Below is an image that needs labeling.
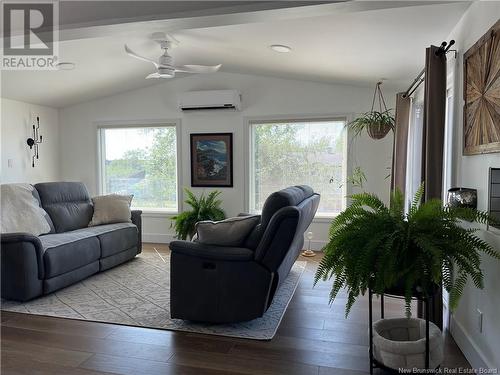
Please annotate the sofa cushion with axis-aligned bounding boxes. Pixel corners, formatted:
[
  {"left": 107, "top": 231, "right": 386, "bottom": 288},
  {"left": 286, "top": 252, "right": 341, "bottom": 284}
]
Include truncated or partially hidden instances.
[
  {"left": 39, "top": 222, "right": 137, "bottom": 250},
  {"left": 98, "top": 226, "right": 138, "bottom": 257},
  {"left": 32, "top": 187, "right": 55, "bottom": 233},
  {"left": 43, "top": 237, "right": 100, "bottom": 278},
  {"left": 260, "top": 185, "right": 314, "bottom": 228},
  {"left": 195, "top": 215, "right": 260, "bottom": 247},
  {"left": 89, "top": 194, "right": 133, "bottom": 227},
  {"left": 244, "top": 185, "right": 314, "bottom": 250},
  {"left": 35, "top": 182, "right": 93, "bottom": 233}
]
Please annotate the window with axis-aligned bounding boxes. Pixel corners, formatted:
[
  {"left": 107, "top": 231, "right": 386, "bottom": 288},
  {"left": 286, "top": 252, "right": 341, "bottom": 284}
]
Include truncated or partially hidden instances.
[
  {"left": 249, "top": 118, "right": 346, "bottom": 216},
  {"left": 99, "top": 125, "right": 178, "bottom": 211},
  {"left": 405, "top": 87, "right": 425, "bottom": 211},
  {"left": 443, "top": 88, "right": 454, "bottom": 201}
]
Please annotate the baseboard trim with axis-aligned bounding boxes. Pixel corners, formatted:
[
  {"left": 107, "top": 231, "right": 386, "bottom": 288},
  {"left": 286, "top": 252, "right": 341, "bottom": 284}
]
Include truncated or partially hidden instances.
[
  {"left": 143, "top": 233, "right": 175, "bottom": 244},
  {"left": 450, "top": 314, "right": 491, "bottom": 369}
]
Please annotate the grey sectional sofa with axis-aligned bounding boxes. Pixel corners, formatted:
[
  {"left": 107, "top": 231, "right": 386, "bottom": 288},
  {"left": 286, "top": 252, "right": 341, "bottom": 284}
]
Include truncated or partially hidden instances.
[{"left": 1, "top": 182, "right": 142, "bottom": 302}]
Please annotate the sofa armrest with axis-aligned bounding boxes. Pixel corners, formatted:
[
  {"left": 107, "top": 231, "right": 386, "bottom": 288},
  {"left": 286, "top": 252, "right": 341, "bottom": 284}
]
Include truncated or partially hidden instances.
[
  {"left": 1, "top": 232, "right": 45, "bottom": 301},
  {"left": 1, "top": 233, "right": 44, "bottom": 278},
  {"left": 169, "top": 241, "right": 254, "bottom": 261},
  {"left": 131, "top": 210, "right": 142, "bottom": 253}
]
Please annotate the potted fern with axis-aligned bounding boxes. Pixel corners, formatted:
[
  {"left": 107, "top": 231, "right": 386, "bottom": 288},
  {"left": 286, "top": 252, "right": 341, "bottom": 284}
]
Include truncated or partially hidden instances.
[
  {"left": 171, "top": 188, "right": 226, "bottom": 240},
  {"left": 314, "top": 186, "right": 500, "bottom": 317}
]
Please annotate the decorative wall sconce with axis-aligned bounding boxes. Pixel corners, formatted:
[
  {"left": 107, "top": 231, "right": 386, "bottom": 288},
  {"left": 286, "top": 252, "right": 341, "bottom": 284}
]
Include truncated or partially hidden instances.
[{"left": 27, "top": 116, "right": 43, "bottom": 167}]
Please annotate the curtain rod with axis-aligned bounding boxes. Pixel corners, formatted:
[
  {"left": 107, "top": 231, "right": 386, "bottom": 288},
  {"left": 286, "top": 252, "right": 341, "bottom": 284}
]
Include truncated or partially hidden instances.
[
  {"left": 402, "top": 68, "right": 425, "bottom": 98},
  {"left": 402, "top": 40, "right": 455, "bottom": 98}
]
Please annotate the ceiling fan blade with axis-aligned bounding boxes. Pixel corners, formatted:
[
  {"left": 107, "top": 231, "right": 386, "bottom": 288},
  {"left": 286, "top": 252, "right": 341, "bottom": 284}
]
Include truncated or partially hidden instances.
[
  {"left": 125, "top": 44, "right": 158, "bottom": 68},
  {"left": 145, "top": 72, "right": 161, "bottom": 79},
  {"left": 174, "top": 64, "right": 221, "bottom": 74}
]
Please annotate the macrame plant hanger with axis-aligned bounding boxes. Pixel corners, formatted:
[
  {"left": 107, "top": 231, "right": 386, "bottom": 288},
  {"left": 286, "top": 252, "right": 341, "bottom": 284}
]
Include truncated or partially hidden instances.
[{"left": 367, "top": 81, "right": 392, "bottom": 139}]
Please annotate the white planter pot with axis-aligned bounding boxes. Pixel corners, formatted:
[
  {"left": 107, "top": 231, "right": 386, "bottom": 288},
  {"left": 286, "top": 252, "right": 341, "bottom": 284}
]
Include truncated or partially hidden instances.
[{"left": 372, "top": 318, "right": 443, "bottom": 370}]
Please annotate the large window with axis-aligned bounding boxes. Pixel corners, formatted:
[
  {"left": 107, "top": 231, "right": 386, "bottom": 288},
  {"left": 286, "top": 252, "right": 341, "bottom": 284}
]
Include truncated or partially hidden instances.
[
  {"left": 99, "top": 125, "right": 178, "bottom": 211},
  {"left": 249, "top": 118, "right": 346, "bottom": 216}
]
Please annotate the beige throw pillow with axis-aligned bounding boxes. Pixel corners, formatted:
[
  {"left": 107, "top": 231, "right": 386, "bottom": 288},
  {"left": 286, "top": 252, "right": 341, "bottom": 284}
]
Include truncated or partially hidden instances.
[
  {"left": 1, "top": 183, "right": 51, "bottom": 236},
  {"left": 195, "top": 215, "right": 260, "bottom": 247},
  {"left": 89, "top": 194, "right": 133, "bottom": 227}
]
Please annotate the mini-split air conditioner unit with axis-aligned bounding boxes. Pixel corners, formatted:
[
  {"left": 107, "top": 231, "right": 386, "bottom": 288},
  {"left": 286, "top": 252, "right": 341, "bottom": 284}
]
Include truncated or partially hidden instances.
[{"left": 178, "top": 90, "right": 242, "bottom": 111}]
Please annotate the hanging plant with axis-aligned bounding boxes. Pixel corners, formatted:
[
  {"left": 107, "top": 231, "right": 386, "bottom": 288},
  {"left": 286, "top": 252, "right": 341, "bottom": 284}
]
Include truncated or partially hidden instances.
[{"left": 347, "top": 82, "right": 395, "bottom": 140}]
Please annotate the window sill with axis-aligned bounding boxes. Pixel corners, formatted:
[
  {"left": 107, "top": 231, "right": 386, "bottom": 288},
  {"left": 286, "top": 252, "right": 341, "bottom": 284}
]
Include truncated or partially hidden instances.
[
  {"left": 313, "top": 215, "right": 338, "bottom": 223},
  {"left": 135, "top": 210, "right": 178, "bottom": 218}
]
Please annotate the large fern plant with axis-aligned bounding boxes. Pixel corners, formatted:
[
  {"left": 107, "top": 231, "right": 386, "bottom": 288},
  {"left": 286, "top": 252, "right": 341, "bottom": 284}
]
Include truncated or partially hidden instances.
[
  {"left": 314, "top": 186, "right": 499, "bottom": 317},
  {"left": 171, "top": 188, "right": 226, "bottom": 240}
]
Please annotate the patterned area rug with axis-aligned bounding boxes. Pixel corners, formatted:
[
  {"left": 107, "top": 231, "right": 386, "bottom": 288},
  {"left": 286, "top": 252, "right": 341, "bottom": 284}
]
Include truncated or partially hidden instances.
[{"left": 1, "top": 251, "right": 306, "bottom": 340}]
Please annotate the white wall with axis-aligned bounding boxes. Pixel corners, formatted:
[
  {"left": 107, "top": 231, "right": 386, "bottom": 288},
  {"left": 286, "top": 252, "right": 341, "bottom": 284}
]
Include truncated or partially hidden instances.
[
  {"left": 446, "top": 2, "right": 500, "bottom": 370},
  {"left": 1, "top": 98, "right": 60, "bottom": 183},
  {"left": 59, "top": 72, "right": 395, "bottom": 245}
]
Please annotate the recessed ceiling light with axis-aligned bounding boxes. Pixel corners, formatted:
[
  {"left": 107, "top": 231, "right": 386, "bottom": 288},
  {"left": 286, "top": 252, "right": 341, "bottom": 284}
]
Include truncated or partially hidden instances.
[
  {"left": 270, "top": 44, "right": 292, "bottom": 53},
  {"left": 56, "top": 62, "right": 76, "bottom": 70}
]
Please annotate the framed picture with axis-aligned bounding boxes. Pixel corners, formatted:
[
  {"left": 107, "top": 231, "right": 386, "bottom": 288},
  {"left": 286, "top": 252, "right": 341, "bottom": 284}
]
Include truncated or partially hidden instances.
[
  {"left": 463, "top": 19, "right": 500, "bottom": 155},
  {"left": 190, "top": 133, "right": 233, "bottom": 187}
]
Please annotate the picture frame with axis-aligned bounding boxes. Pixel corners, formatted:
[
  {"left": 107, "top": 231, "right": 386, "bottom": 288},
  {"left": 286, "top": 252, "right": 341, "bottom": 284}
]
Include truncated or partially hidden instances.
[
  {"left": 190, "top": 133, "right": 233, "bottom": 187},
  {"left": 463, "top": 19, "right": 500, "bottom": 155}
]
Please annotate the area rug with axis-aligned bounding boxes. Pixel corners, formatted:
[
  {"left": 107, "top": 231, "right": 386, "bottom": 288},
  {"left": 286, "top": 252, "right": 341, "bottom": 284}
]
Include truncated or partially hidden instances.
[{"left": 1, "top": 251, "right": 306, "bottom": 340}]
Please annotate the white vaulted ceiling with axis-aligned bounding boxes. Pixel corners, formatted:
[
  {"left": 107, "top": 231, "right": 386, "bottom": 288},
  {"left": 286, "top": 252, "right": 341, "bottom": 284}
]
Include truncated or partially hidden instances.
[{"left": 0, "top": 1, "right": 471, "bottom": 108}]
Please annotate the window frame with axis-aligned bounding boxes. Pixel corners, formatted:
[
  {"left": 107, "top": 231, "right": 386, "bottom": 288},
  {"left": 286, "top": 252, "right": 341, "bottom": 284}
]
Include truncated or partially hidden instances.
[
  {"left": 97, "top": 119, "right": 182, "bottom": 214},
  {"left": 244, "top": 114, "right": 349, "bottom": 219}
]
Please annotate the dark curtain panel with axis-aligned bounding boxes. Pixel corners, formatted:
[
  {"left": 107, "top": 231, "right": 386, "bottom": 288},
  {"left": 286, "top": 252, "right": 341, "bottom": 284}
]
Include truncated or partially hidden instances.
[
  {"left": 422, "top": 45, "right": 447, "bottom": 201},
  {"left": 391, "top": 93, "right": 411, "bottom": 194},
  {"left": 418, "top": 45, "right": 447, "bottom": 330}
]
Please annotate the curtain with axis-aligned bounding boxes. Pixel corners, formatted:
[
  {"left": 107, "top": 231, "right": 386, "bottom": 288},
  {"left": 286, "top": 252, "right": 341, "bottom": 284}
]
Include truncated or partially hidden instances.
[
  {"left": 416, "top": 45, "right": 447, "bottom": 330},
  {"left": 399, "top": 45, "right": 447, "bottom": 328},
  {"left": 422, "top": 45, "right": 447, "bottom": 201},
  {"left": 391, "top": 93, "right": 411, "bottom": 195}
]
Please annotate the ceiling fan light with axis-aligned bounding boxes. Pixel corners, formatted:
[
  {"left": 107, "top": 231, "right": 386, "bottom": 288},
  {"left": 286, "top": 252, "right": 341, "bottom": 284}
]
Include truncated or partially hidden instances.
[
  {"left": 158, "top": 67, "right": 175, "bottom": 78},
  {"left": 270, "top": 44, "right": 292, "bottom": 53}
]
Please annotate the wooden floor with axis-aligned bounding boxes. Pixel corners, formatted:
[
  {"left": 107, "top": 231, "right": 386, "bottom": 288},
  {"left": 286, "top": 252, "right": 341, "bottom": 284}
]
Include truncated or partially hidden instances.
[{"left": 1, "top": 244, "right": 470, "bottom": 375}]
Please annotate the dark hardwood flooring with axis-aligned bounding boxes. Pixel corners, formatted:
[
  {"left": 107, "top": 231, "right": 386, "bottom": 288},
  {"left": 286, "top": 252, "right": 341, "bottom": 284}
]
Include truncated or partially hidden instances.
[{"left": 1, "top": 244, "right": 470, "bottom": 374}]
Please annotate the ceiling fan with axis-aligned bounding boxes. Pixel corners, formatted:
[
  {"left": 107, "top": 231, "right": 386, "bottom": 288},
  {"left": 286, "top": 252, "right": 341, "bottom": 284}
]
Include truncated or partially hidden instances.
[{"left": 125, "top": 32, "right": 222, "bottom": 79}]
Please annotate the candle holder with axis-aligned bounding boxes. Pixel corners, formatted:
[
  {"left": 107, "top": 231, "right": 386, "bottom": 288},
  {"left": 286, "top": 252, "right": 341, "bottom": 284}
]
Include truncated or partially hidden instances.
[{"left": 301, "top": 231, "right": 316, "bottom": 257}]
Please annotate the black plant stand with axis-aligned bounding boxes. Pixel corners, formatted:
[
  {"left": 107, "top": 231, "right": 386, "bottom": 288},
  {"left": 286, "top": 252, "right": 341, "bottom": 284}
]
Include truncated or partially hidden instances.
[{"left": 368, "top": 288, "right": 435, "bottom": 374}]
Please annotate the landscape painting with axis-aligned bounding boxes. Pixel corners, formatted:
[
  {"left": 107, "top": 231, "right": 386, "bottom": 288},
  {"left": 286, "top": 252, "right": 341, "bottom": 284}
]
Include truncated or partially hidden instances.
[{"left": 190, "top": 133, "right": 233, "bottom": 187}]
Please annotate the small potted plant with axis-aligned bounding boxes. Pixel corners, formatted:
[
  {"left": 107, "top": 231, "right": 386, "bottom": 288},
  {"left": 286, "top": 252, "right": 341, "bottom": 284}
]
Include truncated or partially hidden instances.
[
  {"left": 347, "top": 81, "right": 395, "bottom": 140},
  {"left": 171, "top": 188, "right": 225, "bottom": 240}
]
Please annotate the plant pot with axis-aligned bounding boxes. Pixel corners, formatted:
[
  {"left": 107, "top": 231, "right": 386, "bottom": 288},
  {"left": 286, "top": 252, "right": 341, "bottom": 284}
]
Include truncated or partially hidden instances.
[
  {"left": 447, "top": 188, "right": 477, "bottom": 209},
  {"left": 367, "top": 122, "right": 392, "bottom": 139}
]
